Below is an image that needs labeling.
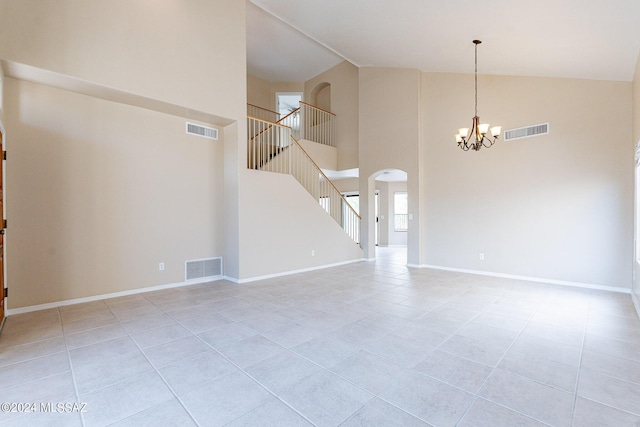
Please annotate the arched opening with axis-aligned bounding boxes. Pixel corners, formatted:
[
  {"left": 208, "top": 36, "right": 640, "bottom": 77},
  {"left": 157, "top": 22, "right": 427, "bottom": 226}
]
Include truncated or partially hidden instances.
[
  {"left": 370, "top": 169, "right": 408, "bottom": 266},
  {"left": 310, "top": 82, "right": 331, "bottom": 111}
]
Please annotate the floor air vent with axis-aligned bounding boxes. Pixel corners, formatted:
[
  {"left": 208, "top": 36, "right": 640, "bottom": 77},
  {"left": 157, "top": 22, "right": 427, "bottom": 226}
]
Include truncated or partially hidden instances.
[
  {"left": 504, "top": 123, "right": 549, "bottom": 141},
  {"left": 185, "top": 257, "right": 222, "bottom": 281},
  {"left": 186, "top": 122, "right": 218, "bottom": 140}
]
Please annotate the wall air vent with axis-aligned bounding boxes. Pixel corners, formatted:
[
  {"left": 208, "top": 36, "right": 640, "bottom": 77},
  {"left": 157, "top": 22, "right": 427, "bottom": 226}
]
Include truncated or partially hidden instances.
[
  {"left": 504, "top": 123, "right": 549, "bottom": 141},
  {"left": 186, "top": 122, "right": 218, "bottom": 140},
  {"left": 185, "top": 257, "right": 223, "bottom": 281}
]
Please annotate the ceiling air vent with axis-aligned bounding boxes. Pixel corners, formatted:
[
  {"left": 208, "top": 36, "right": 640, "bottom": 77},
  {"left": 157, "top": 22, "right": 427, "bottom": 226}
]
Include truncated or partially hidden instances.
[
  {"left": 504, "top": 123, "right": 549, "bottom": 141},
  {"left": 186, "top": 122, "right": 218, "bottom": 140}
]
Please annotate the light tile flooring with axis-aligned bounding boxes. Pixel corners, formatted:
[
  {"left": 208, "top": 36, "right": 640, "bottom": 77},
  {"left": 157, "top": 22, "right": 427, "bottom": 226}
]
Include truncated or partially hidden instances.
[{"left": 1, "top": 247, "right": 640, "bottom": 426}]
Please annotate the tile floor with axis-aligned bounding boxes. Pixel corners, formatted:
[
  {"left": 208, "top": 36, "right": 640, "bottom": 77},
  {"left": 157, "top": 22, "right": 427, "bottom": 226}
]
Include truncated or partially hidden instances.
[{"left": 0, "top": 248, "right": 640, "bottom": 426}]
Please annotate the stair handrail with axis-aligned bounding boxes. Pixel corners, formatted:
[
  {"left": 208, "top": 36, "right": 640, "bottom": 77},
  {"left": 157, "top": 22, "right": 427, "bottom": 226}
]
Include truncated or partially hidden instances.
[
  {"left": 289, "top": 134, "right": 361, "bottom": 222},
  {"left": 287, "top": 134, "right": 360, "bottom": 244}
]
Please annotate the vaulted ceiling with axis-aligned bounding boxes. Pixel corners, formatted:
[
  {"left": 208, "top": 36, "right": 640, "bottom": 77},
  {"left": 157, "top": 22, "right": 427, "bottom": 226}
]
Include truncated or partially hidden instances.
[{"left": 247, "top": 0, "right": 640, "bottom": 83}]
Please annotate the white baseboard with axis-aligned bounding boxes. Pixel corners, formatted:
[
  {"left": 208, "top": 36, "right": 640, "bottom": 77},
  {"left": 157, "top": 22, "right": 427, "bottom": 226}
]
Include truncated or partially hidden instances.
[
  {"left": 6, "top": 276, "right": 224, "bottom": 316},
  {"left": 225, "top": 258, "right": 366, "bottom": 284},
  {"left": 419, "top": 264, "right": 631, "bottom": 294}
]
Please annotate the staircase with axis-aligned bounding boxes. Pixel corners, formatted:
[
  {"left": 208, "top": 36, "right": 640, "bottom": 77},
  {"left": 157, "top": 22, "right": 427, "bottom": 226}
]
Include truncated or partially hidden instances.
[{"left": 247, "top": 105, "right": 360, "bottom": 245}]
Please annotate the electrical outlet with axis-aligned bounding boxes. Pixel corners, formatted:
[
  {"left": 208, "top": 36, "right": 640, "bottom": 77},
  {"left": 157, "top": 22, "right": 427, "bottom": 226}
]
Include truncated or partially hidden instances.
[
  {"left": 159, "top": 262, "right": 165, "bottom": 271},
  {"left": 479, "top": 253, "right": 485, "bottom": 261}
]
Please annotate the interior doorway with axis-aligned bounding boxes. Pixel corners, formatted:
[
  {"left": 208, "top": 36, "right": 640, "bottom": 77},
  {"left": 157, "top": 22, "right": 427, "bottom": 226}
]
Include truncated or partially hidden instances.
[
  {"left": 370, "top": 169, "right": 408, "bottom": 264},
  {"left": 276, "top": 92, "right": 302, "bottom": 118}
]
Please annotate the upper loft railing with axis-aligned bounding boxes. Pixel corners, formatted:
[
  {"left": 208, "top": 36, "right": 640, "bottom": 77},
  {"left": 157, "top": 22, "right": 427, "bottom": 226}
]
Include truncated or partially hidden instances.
[
  {"left": 247, "top": 102, "right": 335, "bottom": 148},
  {"left": 299, "top": 101, "right": 335, "bottom": 147},
  {"left": 247, "top": 104, "right": 279, "bottom": 123},
  {"left": 247, "top": 116, "right": 360, "bottom": 244}
]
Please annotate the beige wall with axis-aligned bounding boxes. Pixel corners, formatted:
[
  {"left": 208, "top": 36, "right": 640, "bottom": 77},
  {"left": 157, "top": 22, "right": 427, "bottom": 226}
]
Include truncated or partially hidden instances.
[
  {"left": 238, "top": 171, "right": 362, "bottom": 279},
  {"left": 306, "top": 61, "right": 359, "bottom": 170},
  {"left": 0, "top": 0, "right": 247, "bottom": 308},
  {"left": 5, "top": 78, "right": 225, "bottom": 308},
  {"left": 247, "top": 74, "right": 274, "bottom": 111},
  {"left": 423, "top": 72, "right": 633, "bottom": 289},
  {"left": 247, "top": 75, "right": 304, "bottom": 113},
  {"left": 358, "top": 67, "right": 422, "bottom": 263},
  {"left": 0, "top": 0, "right": 246, "bottom": 120},
  {"left": 299, "top": 140, "right": 337, "bottom": 171}
]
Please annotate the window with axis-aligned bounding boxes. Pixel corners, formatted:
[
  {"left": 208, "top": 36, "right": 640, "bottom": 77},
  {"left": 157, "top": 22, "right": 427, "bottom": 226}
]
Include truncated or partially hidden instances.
[{"left": 394, "top": 192, "right": 408, "bottom": 231}]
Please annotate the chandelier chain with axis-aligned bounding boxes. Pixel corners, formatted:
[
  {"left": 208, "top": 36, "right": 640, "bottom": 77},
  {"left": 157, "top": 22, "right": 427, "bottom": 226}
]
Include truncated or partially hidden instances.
[{"left": 474, "top": 41, "right": 478, "bottom": 118}]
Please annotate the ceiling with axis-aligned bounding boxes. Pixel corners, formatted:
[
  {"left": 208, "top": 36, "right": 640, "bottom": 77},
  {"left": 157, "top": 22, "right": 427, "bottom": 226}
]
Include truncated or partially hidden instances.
[{"left": 247, "top": 0, "right": 640, "bottom": 83}]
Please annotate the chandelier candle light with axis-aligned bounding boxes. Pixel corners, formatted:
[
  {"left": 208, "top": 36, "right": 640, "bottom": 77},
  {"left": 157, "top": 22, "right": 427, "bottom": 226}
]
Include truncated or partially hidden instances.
[{"left": 455, "top": 40, "right": 501, "bottom": 151}]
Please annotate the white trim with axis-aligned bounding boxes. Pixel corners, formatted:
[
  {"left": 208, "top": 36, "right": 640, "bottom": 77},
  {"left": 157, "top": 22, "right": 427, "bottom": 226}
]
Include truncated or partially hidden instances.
[
  {"left": 6, "top": 277, "right": 224, "bottom": 316},
  {"left": 419, "top": 264, "right": 631, "bottom": 294},
  {"left": 225, "top": 258, "right": 365, "bottom": 284},
  {"left": 633, "top": 292, "right": 640, "bottom": 319}
]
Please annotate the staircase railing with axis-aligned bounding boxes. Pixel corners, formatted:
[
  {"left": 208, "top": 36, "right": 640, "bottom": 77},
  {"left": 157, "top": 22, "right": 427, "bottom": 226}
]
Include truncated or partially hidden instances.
[
  {"left": 299, "top": 101, "right": 336, "bottom": 147},
  {"left": 247, "top": 116, "right": 360, "bottom": 244}
]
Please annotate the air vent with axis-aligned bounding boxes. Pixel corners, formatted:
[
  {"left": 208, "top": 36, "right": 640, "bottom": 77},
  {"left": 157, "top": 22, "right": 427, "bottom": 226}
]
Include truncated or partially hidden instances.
[
  {"left": 504, "top": 123, "right": 549, "bottom": 141},
  {"left": 185, "top": 257, "right": 222, "bottom": 281},
  {"left": 186, "top": 122, "right": 218, "bottom": 140}
]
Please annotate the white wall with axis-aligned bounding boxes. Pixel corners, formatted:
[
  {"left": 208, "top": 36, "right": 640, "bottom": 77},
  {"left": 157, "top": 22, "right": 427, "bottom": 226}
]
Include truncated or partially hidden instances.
[{"left": 423, "top": 72, "right": 633, "bottom": 290}]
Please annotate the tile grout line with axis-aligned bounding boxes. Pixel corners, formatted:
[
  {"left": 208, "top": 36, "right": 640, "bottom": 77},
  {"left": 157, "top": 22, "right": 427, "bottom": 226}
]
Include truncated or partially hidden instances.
[
  {"left": 189, "top": 328, "right": 320, "bottom": 427},
  {"left": 568, "top": 295, "right": 592, "bottom": 425},
  {"left": 59, "top": 307, "right": 88, "bottom": 427},
  {"left": 118, "top": 294, "right": 204, "bottom": 427},
  {"left": 67, "top": 296, "right": 201, "bottom": 427},
  {"left": 445, "top": 285, "right": 549, "bottom": 426}
]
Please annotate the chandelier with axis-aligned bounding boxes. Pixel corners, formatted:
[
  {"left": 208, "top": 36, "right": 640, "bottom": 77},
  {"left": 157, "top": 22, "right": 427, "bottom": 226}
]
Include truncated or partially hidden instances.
[{"left": 455, "top": 40, "right": 501, "bottom": 151}]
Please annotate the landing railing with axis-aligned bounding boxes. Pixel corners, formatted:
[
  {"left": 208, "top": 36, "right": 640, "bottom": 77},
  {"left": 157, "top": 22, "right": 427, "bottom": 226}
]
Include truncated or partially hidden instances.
[
  {"left": 247, "top": 116, "right": 360, "bottom": 244},
  {"left": 278, "top": 109, "right": 301, "bottom": 140},
  {"left": 247, "top": 104, "right": 279, "bottom": 122},
  {"left": 248, "top": 103, "right": 336, "bottom": 147},
  {"left": 299, "top": 101, "right": 336, "bottom": 147}
]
